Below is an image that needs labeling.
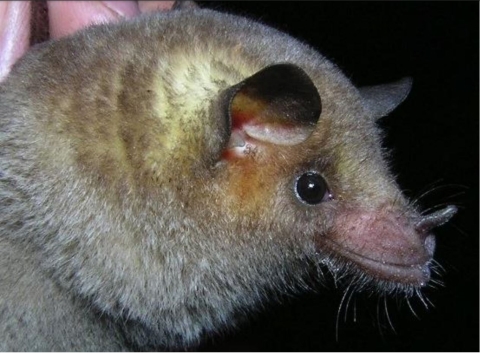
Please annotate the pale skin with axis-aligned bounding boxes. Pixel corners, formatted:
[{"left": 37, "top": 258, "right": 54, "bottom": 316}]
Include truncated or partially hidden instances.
[{"left": 0, "top": 1, "right": 175, "bottom": 81}]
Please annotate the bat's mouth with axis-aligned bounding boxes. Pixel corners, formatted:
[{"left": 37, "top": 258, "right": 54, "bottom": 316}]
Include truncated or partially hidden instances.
[
  {"left": 315, "top": 205, "right": 456, "bottom": 288},
  {"left": 317, "top": 236, "right": 433, "bottom": 287}
]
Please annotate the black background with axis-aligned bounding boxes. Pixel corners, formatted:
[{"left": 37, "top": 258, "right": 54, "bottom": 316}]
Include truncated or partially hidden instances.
[{"left": 195, "top": 2, "right": 479, "bottom": 352}]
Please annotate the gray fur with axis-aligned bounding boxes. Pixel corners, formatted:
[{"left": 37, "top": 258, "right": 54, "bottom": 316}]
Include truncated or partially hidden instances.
[{"left": 0, "top": 7, "right": 455, "bottom": 351}]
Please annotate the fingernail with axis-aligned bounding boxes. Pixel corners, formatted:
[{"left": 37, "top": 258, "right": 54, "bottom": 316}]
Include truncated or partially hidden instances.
[{"left": 101, "top": 1, "right": 140, "bottom": 19}]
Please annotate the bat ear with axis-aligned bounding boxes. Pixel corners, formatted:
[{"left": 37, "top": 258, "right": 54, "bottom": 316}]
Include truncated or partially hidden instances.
[
  {"left": 359, "top": 77, "right": 413, "bottom": 120},
  {"left": 227, "top": 64, "right": 321, "bottom": 146}
]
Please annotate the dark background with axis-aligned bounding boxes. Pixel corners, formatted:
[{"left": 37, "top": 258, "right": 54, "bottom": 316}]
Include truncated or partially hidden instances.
[{"left": 194, "top": 2, "right": 479, "bottom": 352}]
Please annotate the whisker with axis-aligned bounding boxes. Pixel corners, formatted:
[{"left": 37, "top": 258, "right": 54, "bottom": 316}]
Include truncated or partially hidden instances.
[
  {"left": 376, "top": 296, "right": 383, "bottom": 338},
  {"left": 413, "top": 182, "right": 468, "bottom": 205},
  {"left": 336, "top": 283, "right": 353, "bottom": 342},
  {"left": 410, "top": 179, "right": 445, "bottom": 203},
  {"left": 384, "top": 296, "right": 396, "bottom": 333},
  {"left": 415, "top": 289, "right": 430, "bottom": 310},
  {"left": 421, "top": 201, "right": 464, "bottom": 216},
  {"left": 353, "top": 296, "right": 358, "bottom": 323},
  {"left": 448, "top": 222, "right": 468, "bottom": 238},
  {"left": 432, "top": 259, "right": 446, "bottom": 274},
  {"left": 442, "top": 190, "right": 468, "bottom": 201},
  {"left": 406, "top": 297, "right": 419, "bottom": 319},
  {"left": 428, "top": 279, "right": 444, "bottom": 290},
  {"left": 410, "top": 183, "right": 468, "bottom": 217},
  {"left": 424, "top": 295, "right": 435, "bottom": 309},
  {"left": 343, "top": 289, "right": 353, "bottom": 323}
]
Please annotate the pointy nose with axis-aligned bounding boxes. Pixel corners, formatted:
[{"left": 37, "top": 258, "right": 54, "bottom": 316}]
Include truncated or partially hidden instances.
[{"left": 415, "top": 205, "right": 458, "bottom": 234}]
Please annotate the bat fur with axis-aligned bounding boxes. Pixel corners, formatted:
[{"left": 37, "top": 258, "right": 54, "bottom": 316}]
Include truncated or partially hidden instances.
[{"left": 0, "top": 3, "right": 457, "bottom": 351}]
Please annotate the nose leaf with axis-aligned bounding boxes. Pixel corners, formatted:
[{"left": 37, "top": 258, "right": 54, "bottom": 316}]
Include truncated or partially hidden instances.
[{"left": 415, "top": 205, "right": 458, "bottom": 234}]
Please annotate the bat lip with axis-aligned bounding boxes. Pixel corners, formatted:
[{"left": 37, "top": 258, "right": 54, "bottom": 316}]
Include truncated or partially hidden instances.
[{"left": 318, "top": 236, "right": 432, "bottom": 287}]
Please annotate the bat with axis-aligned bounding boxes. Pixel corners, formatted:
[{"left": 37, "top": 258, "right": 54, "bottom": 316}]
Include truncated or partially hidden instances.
[{"left": 0, "top": 2, "right": 457, "bottom": 350}]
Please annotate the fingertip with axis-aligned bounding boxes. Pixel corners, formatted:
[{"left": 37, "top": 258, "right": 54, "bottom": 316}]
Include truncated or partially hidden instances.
[{"left": 138, "top": 1, "right": 175, "bottom": 13}]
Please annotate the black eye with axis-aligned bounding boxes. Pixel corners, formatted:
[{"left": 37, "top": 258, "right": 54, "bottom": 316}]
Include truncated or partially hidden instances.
[{"left": 295, "top": 172, "right": 330, "bottom": 205}]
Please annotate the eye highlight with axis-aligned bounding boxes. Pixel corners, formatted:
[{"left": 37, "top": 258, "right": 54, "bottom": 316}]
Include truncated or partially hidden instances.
[{"left": 294, "top": 172, "right": 331, "bottom": 205}]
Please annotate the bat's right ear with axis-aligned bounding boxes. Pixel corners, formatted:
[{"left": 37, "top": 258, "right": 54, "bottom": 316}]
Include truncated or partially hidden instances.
[
  {"left": 172, "top": 1, "right": 199, "bottom": 10},
  {"left": 359, "top": 77, "right": 413, "bottom": 120}
]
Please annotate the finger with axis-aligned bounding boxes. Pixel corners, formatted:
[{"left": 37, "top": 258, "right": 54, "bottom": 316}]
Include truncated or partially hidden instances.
[
  {"left": 0, "top": 1, "right": 30, "bottom": 81},
  {"left": 48, "top": 1, "right": 141, "bottom": 39},
  {"left": 138, "top": 1, "right": 175, "bottom": 13}
]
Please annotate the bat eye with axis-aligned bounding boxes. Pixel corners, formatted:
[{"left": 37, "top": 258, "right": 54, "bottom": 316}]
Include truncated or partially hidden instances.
[{"left": 295, "top": 172, "right": 331, "bottom": 205}]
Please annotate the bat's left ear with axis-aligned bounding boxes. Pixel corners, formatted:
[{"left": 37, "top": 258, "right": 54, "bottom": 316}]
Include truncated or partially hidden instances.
[
  {"left": 359, "top": 77, "right": 413, "bottom": 120},
  {"left": 226, "top": 63, "right": 321, "bottom": 146}
]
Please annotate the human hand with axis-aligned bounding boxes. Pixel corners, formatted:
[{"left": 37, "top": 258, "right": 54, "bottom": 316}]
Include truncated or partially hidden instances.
[{"left": 0, "top": 1, "right": 174, "bottom": 81}]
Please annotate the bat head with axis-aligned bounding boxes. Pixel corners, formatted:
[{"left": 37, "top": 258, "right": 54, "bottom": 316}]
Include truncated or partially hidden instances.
[{"left": 207, "top": 63, "right": 457, "bottom": 291}]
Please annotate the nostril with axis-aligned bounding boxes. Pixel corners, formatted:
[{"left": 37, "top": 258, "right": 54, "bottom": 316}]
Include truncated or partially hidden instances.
[{"left": 415, "top": 205, "right": 458, "bottom": 233}]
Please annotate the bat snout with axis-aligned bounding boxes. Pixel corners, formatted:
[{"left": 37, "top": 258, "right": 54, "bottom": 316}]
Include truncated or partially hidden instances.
[{"left": 316, "top": 204, "right": 456, "bottom": 287}]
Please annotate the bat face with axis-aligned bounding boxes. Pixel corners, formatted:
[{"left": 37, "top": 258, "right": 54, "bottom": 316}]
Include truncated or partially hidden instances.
[
  {"left": 216, "top": 63, "right": 455, "bottom": 291},
  {"left": 0, "top": 6, "right": 457, "bottom": 350}
]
